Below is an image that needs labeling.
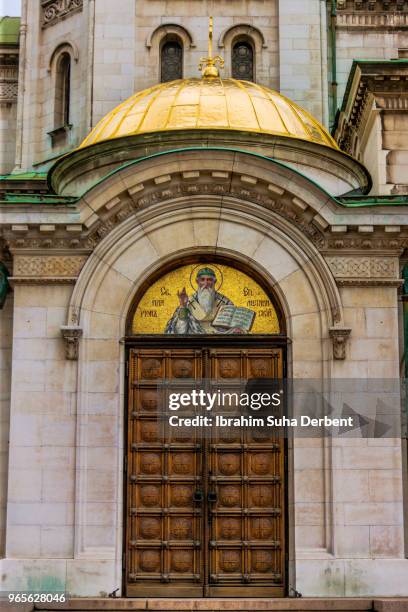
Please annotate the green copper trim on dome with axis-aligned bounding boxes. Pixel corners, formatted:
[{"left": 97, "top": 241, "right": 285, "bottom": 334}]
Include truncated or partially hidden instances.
[
  {"left": 339, "top": 195, "right": 408, "bottom": 207},
  {"left": 74, "top": 146, "right": 373, "bottom": 207},
  {"left": 2, "top": 147, "right": 407, "bottom": 209},
  {"left": 0, "top": 172, "right": 47, "bottom": 181}
]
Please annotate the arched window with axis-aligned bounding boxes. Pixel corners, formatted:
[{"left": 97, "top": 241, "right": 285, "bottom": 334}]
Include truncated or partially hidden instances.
[
  {"left": 160, "top": 39, "right": 183, "bottom": 83},
  {"left": 54, "top": 52, "right": 71, "bottom": 127},
  {"left": 232, "top": 40, "right": 254, "bottom": 81}
]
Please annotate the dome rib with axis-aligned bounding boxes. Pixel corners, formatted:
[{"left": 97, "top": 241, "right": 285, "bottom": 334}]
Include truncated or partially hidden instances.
[
  {"left": 250, "top": 80, "right": 290, "bottom": 135},
  {"left": 79, "top": 77, "right": 339, "bottom": 151}
]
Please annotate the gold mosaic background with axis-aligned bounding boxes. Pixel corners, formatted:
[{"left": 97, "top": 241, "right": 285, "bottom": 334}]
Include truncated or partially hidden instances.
[{"left": 132, "top": 263, "right": 280, "bottom": 334}]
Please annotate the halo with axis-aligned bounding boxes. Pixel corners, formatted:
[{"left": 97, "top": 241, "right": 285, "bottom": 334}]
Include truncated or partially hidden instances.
[{"left": 189, "top": 264, "right": 224, "bottom": 292}]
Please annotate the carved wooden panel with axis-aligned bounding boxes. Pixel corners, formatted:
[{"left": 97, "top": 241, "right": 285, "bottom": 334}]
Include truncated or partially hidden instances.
[
  {"left": 126, "top": 346, "right": 285, "bottom": 596},
  {"left": 126, "top": 349, "right": 203, "bottom": 596},
  {"left": 208, "top": 349, "right": 285, "bottom": 594}
]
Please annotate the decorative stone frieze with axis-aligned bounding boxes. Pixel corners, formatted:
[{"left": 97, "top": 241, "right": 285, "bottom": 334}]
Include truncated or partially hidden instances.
[
  {"left": 329, "top": 327, "right": 352, "bottom": 360},
  {"left": 41, "top": 0, "right": 83, "bottom": 28},
  {"left": 13, "top": 255, "right": 87, "bottom": 278},
  {"left": 0, "top": 58, "right": 18, "bottom": 104},
  {"left": 60, "top": 325, "right": 82, "bottom": 360},
  {"left": 325, "top": 256, "right": 401, "bottom": 285}
]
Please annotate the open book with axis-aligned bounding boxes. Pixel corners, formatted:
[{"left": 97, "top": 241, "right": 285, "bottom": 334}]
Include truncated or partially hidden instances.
[{"left": 213, "top": 305, "right": 256, "bottom": 332}]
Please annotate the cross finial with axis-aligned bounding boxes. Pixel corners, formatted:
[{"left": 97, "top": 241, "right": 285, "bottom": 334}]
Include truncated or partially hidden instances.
[{"left": 199, "top": 16, "right": 224, "bottom": 78}]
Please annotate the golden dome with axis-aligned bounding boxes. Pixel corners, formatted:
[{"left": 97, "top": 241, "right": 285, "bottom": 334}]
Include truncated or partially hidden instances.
[{"left": 79, "top": 77, "right": 338, "bottom": 150}]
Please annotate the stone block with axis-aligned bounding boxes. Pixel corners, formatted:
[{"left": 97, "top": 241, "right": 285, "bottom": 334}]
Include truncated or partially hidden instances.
[
  {"left": 40, "top": 525, "right": 73, "bottom": 557},
  {"left": 370, "top": 525, "right": 404, "bottom": 558},
  {"left": 295, "top": 502, "right": 325, "bottom": 526},
  {"left": 345, "top": 560, "right": 408, "bottom": 596},
  {"left": 6, "top": 525, "right": 41, "bottom": 558},
  {"left": 344, "top": 502, "right": 403, "bottom": 526},
  {"left": 295, "top": 469, "right": 325, "bottom": 502},
  {"left": 368, "top": 470, "right": 403, "bottom": 502},
  {"left": 66, "top": 559, "right": 116, "bottom": 597},
  {"left": 86, "top": 361, "right": 119, "bottom": 394},
  {"left": 335, "top": 525, "right": 370, "bottom": 558},
  {"left": 42, "top": 468, "right": 75, "bottom": 503},
  {"left": 334, "top": 470, "right": 369, "bottom": 502},
  {"left": 8, "top": 469, "right": 42, "bottom": 503},
  {"left": 14, "top": 308, "right": 46, "bottom": 339}
]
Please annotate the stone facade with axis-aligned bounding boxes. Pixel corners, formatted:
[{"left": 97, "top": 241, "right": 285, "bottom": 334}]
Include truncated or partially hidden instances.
[
  {"left": 0, "top": 17, "right": 20, "bottom": 175},
  {"left": 1, "top": 0, "right": 408, "bottom": 600}
]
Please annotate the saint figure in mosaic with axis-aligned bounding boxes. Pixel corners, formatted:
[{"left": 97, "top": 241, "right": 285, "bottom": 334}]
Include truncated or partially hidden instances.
[{"left": 165, "top": 267, "right": 255, "bottom": 335}]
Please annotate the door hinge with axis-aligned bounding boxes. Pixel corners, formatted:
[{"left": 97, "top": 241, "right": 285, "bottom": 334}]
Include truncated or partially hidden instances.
[
  {"left": 124, "top": 455, "right": 128, "bottom": 473},
  {"left": 125, "top": 361, "right": 129, "bottom": 378},
  {"left": 122, "top": 552, "right": 126, "bottom": 570}
]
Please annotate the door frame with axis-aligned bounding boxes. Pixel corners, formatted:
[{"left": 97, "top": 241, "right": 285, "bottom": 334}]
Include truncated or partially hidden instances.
[{"left": 122, "top": 334, "right": 290, "bottom": 597}]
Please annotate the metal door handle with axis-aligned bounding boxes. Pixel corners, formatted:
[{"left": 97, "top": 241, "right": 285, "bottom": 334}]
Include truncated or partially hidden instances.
[
  {"left": 208, "top": 490, "right": 217, "bottom": 503},
  {"left": 193, "top": 489, "right": 204, "bottom": 502}
]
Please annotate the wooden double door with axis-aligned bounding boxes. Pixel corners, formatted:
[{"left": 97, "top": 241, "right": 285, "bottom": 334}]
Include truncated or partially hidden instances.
[{"left": 125, "top": 343, "right": 286, "bottom": 597}]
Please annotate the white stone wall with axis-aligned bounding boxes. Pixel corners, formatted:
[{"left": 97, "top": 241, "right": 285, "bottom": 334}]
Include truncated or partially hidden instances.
[
  {"left": 383, "top": 112, "right": 408, "bottom": 195},
  {"left": 93, "top": 0, "right": 279, "bottom": 125},
  {"left": 296, "top": 285, "right": 406, "bottom": 596},
  {"left": 16, "top": 1, "right": 89, "bottom": 171},
  {"left": 278, "top": 0, "right": 329, "bottom": 124},
  {"left": 0, "top": 295, "right": 13, "bottom": 556},
  {"left": 0, "top": 103, "right": 18, "bottom": 175},
  {"left": 6, "top": 285, "right": 75, "bottom": 560},
  {"left": 92, "top": 0, "right": 136, "bottom": 124},
  {"left": 2, "top": 150, "right": 407, "bottom": 595}
]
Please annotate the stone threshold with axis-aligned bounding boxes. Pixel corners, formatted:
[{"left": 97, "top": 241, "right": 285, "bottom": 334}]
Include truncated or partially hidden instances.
[{"left": 30, "top": 598, "right": 408, "bottom": 612}]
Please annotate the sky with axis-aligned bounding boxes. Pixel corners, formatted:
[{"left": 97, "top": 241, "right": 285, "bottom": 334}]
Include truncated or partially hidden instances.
[{"left": 2, "top": 0, "right": 21, "bottom": 16}]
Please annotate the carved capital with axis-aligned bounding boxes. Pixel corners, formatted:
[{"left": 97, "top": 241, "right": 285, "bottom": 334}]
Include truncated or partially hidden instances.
[
  {"left": 61, "top": 325, "right": 82, "bottom": 360},
  {"left": 329, "top": 327, "right": 352, "bottom": 360}
]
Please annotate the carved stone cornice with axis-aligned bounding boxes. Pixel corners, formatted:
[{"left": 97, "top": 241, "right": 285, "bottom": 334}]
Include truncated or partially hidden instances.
[
  {"left": 336, "top": 1, "right": 408, "bottom": 28},
  {"left": 1, "top": 170, "right": 329, "bottom": 253},
  {"left": 41, "top": 0, "right": 83, "bottom": 28},
  {"left": 2, "top": 169, "right": 408, "bottom": 258},
  {"left": 334, "top": 60, "right": 408, "bottom": 158},
  {"left": 335, "top": 278, "right": 403, "bottom": 286},
  {"left": 337, "top": 0, "right": 407, "bottom": 9}
]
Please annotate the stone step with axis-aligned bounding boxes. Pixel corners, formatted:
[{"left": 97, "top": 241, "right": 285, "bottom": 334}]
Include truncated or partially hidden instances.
[{"left": 32, "top": 598, "right": 408, "bottom": 612}]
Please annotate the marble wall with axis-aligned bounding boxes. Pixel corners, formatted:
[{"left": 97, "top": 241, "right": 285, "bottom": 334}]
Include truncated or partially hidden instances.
[{"left": 1, "top": 195, "right": 407, "bottom": 595}]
